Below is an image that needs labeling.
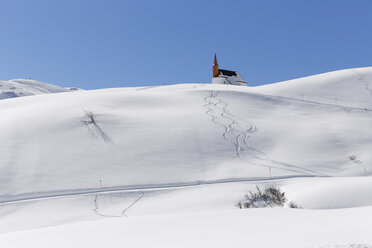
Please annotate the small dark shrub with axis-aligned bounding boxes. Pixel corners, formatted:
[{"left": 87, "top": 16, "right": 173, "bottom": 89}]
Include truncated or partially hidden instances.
[
  {"left": 288, "top": 201, "right": 301, "bottom": 209},
  {"left": 349, "top": 155, "right": 356, "bottom": 161},
  {"left": 349, "top": 154, "right": 362, "bottom": 164},
  {"left": 81, "top": 111, "right": 95, "bottom": 125},
  {"left": 237, "top": 186, "right": 300, "bottom": 209}
]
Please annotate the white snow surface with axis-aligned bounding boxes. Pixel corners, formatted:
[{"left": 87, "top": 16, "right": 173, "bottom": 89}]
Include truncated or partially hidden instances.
[
  {"left": 0, "top": 207, "right": 371, "bottom": 248},
  {"left": 0, "top": 79, "right": 78, "bottom": 100},
  {"left": 1, "top": 67, "right": 372, "bottom": 247}
]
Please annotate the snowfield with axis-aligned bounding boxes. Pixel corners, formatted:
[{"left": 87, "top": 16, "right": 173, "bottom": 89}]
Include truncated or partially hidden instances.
[
  {"left": 0, "top": 67, "right": 372, "bottom": 247},
  {"left": 0, "top": 207, "right": 371, "bottom": 248}
]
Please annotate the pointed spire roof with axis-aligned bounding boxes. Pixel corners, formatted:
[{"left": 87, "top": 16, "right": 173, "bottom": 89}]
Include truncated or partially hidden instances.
[{"left": 214, "top": 53, "right": 218, "bottom": 65}]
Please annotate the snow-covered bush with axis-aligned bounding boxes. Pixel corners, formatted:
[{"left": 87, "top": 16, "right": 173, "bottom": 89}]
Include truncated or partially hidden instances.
[
  {"left": 237, "top": 186, "right": 300, "bottom": 209},
  {"left": 288, "top": 201, "right": 300, "bottom": 208}
]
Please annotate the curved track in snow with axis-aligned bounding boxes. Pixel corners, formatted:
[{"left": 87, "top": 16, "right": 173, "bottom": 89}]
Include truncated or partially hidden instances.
[
  {"left": 93, "top": 191, "right": 145, "bottom": 218},
  {"left": 204, "top": 91, "right": 324, "bottom": 176},
  {"left": 204, "top": 91, "right": 258, "bottom": 158},
  {"left": 254, "top": 90, "right": 372, "bottom": 113}
]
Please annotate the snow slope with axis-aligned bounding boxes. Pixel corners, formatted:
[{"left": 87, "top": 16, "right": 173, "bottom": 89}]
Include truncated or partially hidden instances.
[
  {"left": 0, "top": 79, "right": 78, "bottom": 100},
  {"left": 0, "top": 207, "right": 371, "bottom": 248},
  {"left": 1, "top": 68, "right": 371, "bottom": 198},
  {"left": 0, "top": 67, "right": 372, "bottom": 247},
  {"left": 253, "top": 67, "right": 372, "bottom": 109}
]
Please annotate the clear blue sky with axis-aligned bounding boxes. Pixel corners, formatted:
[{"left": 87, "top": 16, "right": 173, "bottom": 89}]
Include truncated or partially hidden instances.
[{"left": 0, "top": 0, "right": 371, "bottom": 89}]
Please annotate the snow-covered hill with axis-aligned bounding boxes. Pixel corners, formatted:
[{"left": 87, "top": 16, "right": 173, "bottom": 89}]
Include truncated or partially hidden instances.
[
  {"left": 253, "top": 67, "right": 372, "bottom": 109},
  {"left": 1, "top": 67, "right": 372, "bottom": 247},
  {"left": 0, "top": 79, "right": 79, "bottom": 100}
]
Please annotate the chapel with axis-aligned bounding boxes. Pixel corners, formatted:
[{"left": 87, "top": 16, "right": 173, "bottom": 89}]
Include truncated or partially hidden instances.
[{"left": 212, "top": 54, "right": 247, "bottom": 86}]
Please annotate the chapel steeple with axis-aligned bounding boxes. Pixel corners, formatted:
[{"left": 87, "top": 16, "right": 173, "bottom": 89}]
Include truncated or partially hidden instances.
[{"left": 213, "top": 53, "right": 219, "bottom": 78}]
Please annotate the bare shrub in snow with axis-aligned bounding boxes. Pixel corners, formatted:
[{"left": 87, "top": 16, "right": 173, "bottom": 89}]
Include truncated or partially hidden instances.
[
  {"left": 81, "top": 111, "right": 95, "bottom": 125},
  {"left": 81, "top": 110, "right": 112, "bottom": 143},
  {"left": 237, "top": 186, "right": 300, "bottom": 209},
  {"left": 288, "top": 201, "right": 301, "bottom": 209},
  {"left": 349, "top": 155, "right": 362, "bottom": 164}
]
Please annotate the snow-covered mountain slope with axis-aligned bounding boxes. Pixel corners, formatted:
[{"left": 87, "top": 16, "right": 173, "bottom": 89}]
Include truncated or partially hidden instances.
[
  {"left": 0, "top": 79, "right": 78, "bottom": 100},
  {"left": 1, "top": 67, "right": 372, "bottom": 198},
  {"left": 1, "top": 67, "right": 372, "bottom": 246}
]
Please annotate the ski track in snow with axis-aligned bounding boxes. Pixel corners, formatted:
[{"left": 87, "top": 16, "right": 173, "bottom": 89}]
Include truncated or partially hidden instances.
[
  {"left": 93, "top": 193, "right": 120, "bottom": 218},
  {"left": 247, "top": 84, "right": 372, "bottom": 113},
  {"left": 93, "top": 191, "right": 145, "bottom": 218},
  {"left": 136, "top": 86, "right": 161, "bottom": 91},
  {"left": 204, "top": 91, "right": 323, "bottom": 176},
  {"left": 121, "top": 191, "right": 145, "bottom": 217},
  {"left": 0, "top": 174, "right": 321, "bottom": 206},
  {"left": 204, "top": 91, "right": 258, "bottom": 159}
]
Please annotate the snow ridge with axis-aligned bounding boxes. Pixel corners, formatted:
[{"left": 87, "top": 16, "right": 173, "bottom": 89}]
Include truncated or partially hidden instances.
[{"left": 0, "top": 79, "right": 78, "bottom": 100}]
